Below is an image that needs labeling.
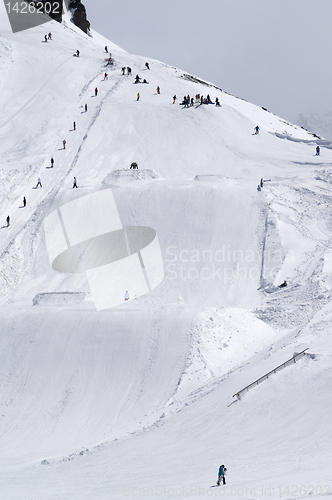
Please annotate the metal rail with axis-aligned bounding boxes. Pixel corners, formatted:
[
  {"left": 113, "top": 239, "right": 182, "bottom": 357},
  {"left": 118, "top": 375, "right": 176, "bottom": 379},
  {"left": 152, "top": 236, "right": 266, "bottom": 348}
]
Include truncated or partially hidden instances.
[{"left": 233, "top": 348, "right": 309, "bottom": 399}]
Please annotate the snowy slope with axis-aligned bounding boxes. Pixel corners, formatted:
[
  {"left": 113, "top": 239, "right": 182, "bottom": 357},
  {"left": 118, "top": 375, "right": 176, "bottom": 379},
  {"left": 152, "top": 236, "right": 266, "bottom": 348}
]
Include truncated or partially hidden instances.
[{"left": 1, "top": 10, "right": 332, "bottom": 500}]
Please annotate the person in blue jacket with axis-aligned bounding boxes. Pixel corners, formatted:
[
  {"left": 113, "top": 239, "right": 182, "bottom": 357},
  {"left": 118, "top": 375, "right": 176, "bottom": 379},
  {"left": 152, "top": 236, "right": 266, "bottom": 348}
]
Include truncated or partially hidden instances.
[{"left": 217, "top": 464, "right": 227, "bottom": 485}]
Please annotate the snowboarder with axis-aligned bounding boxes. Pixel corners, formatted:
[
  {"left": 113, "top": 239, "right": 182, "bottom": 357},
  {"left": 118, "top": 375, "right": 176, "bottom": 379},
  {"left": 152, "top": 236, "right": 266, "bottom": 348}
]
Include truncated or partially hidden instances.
[
  {"left": 145, "top": 62, "right": 150, "bottom": 70},
  {"left": 278, "top": 280, "right": 287, "bottom": 288},
  {"left": 63, "top": 139, "right": 66, "bottom": 149},
  {"left": 104, "top": 72, "right": 108, "bottom": 80},
  {"left": 50, "top": 157, "right": 54, "bottom": 168},
  {"left": 85, "top": 103, "right": 88, "bottom": 112},
  {"left": 316, "top": 145, "right": 320, "bottom": 156},
  {"left": 254, "top": 125, "right": 260, "bottom": 135},
  {"left": 124, "top": 290, "right": 129, "bottom": 301},
  {"left": 95, "top": 87, "right": 98, "bottom": 96},
  {"left": 105, "top": 45, "right": 108, "bottom": 53},
  {"left": 36, "top": 177, "right": 42, "bottom": 188},
  {"left": 72, "top": 177, "right": 78, "bottom": 188},
  {"left": 156, "top": 86, "right": 160, "bottom": 94},
  {"left": 215, "top": 97, "right": 221, "bottom": 107},
  {"left": 173, "top": 95, "right": 177, "bottom": 104},
  {"left": 260, "top": 178, "right": 264, "bottom": 188},
  {"left": 217, "top": 465, "right": 227, "bottom": 485},
  {"left": 23, "top": 196, "right": 26, "bottom": 207},
  {"left": 137, "top": 93, "right": 140, "bottom": 101},
  {"left": 73, "top": 121, "right": 76, "bottom": 131},
  {"left": 122, "top": 67, "right": 126, "bottom": 75},
  {"left": 6, "top": 215, "right": 10, "bottom": 227},
  {"left": 76, "top": 50, "right": 80, "bottom": 57}
]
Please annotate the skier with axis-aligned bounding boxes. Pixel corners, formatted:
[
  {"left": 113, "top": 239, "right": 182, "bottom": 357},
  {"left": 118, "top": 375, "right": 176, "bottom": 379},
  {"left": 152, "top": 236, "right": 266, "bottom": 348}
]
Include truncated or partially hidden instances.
[
  {"left": 85, "top": 103, "right": 88, "bottom": 112},
  {"left": 36, "top": 177, "right": 42, "bottom": 188},
  {"left": 122, "top": 67, "right": 126, "bottom": 75},
  {"left": 63, "top": 139, "right": 66, "bottom": 149},
  {"left": 73, "top": 121, "right": 76, "bottom": 131},
  {"left": 254, "top": 125, "right": 260, "bottom": 135},
  {"left": 72, "top": 177, "right": 78, "bottom": 188},
  {"left": 23, "top": 196, "right": 26, "bottom": 207},
  {"left": 260, "top": 178, "right": 264, "bottom": 188},
  {"left": 316, "top": 145, "right": 320, "bottom": 156},
  {"left": 124, "top": 290, "right": 129, "bottom": 301},
  {"left": 50, "top": 157, "right": 54, "bottom": 168},
  {"left": 173, "top": 95, "right": 177, "bottom": 104},
  {"left": 104, "top": 72, "right": 108, "bottom": 80},
  {"left": 137, "top": 93, "right": 140, "bottom": 101},
  {"left": 215, "top": 97, "right": 221, "bottom": 107},
  {"left": 278, "top": 280, "right": 287, "bottom": 288},
  {"left": 76, "top": 50, "right": 80, "bottom": 57},
  {"left": 105, "top": 45, "right": 108, "bottom": 53},
  {"left": 217, "top": 465, "right": 227, "bottom": 486},
  {"left": 95, "top": 87, "right": 98, "bottom": 96},
  {"left": 156, "top": 86, "right": 160, "bottom": 94},
  {"left": 6, "top": 215, "right": 10, "bottom": 227},
  {"left": 145, "top": 62, "right": 150, "bottom": 70}
]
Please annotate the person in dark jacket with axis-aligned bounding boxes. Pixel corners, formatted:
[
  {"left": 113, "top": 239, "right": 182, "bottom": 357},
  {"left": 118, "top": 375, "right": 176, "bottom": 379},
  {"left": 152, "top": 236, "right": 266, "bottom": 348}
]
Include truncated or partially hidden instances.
[{"left": 217, "top": 464, "right": 227, "bottom": 485}]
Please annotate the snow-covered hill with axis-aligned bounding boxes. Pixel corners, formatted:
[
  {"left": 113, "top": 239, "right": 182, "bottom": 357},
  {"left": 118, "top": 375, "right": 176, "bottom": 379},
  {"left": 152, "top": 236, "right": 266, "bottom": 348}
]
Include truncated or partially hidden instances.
[{"left": 1, "top": 9, "right": 332, "bottom": 499}]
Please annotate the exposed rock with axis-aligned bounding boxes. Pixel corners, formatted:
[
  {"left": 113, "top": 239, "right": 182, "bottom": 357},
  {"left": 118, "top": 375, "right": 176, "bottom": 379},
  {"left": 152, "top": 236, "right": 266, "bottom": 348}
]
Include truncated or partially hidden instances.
[{"left": 68, "top": 0, "right": 91, "bottom": 33}]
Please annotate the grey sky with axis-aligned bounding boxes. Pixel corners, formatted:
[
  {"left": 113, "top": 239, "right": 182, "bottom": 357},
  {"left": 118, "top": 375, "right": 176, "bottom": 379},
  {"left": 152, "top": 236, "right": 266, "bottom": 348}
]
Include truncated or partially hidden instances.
[{"left": 83, "top": 0, "right": 332, "bottom": 125}]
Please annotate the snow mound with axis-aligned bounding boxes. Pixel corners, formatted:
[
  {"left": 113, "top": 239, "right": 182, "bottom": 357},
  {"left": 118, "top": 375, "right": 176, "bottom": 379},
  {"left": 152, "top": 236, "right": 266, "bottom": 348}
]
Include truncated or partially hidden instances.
[
  {"left": 104, "top": 169, "right": 160, "bottom": 184},
  {"left": 32, "top": 292, "right": 86, "bottom": 306}
]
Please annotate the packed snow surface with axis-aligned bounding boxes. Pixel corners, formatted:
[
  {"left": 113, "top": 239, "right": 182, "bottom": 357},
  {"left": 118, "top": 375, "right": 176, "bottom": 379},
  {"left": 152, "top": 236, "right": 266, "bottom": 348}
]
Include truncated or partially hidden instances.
[{"left": 0, "top": 8, "right": 332, "bottom": 500}]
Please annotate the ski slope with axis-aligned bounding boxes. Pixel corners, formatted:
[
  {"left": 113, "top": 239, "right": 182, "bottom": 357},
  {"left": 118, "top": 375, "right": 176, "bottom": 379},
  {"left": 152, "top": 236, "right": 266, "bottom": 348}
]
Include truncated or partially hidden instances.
[{"left": 0, "top": 8, "right": 332, "bottom": 499}]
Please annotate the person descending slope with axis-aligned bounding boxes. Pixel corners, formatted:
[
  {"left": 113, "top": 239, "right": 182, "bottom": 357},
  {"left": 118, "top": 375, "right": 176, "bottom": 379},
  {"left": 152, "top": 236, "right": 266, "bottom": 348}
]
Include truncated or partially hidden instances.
[
  {"left": 23, "top": 196, "right": 26, "bottom": 207},
  {"left": 137, "top": 93, "right": 140, "bottom": 101},
  {"left": 145, "top": 62, "right": 150, "bottom": 70},
  {"left": 6, "top": 215, "right": 10, "bottom": 227},
  {"left": 85, "top": 104, "right": 88, "bottom": 112},
  {"left": 76, "top": 50, "right": 80, "bottom": 57},
  {"left": 105, "top": 45, "right": 108, "bottom": 53},
  {"left": 156, "top": 86, "right": 160, "bottom": 94},
  {"left": 50, "top": 157, "right": 54, "bottom": 167},
  {"left": 73, "top": 177, "right": 78, "bottom": 188},
  {"left": 36, "top": 177, "right": 42, "bottom": 188},
  {"left": 217, "top": 465, "right": 227, "bottom": 485},
  {"left": 254, "top": 125, "right": 260, "bottom": 135}
]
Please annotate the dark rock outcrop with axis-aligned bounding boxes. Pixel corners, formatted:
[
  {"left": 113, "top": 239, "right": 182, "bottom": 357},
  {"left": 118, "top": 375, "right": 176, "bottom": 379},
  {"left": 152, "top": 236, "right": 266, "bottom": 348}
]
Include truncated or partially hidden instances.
[{"left": 68, "top": 0, "right": 91, "bottom": 33}]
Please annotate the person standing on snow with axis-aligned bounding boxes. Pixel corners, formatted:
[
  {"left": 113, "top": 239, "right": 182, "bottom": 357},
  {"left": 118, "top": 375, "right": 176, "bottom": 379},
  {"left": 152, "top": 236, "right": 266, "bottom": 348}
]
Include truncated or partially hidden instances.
[
  {"left": 137, "top": 93, "right": 140, "bottom": 101},
  {"left": 73, "top": 121, "right": 76, "bottom": 131},
  {"left": 23, "top": 196, "right": 26, "bottom": 207},
  {"left": 145, "top": 62, "right": 150, "bottom": 70},
  {"left": 127, "top": 67, "right": 132, "bottom": 75},
  {"left": 104, "top": 73, "right": 108, "bottom": 80},
  {"left": 124, "top": 291, "right": 129, "bottom": 301},
  {"left": 50, "top": 157, "right": 54, "bottom": 167},
  {"left": 316, "top": 145, "right": 320, "bottom": 156},
  {"left": 254, "top": 125, "right": 260, "bottom": 135},
  {"left": 215, "top": 97, "right": 221, "bottom": 107},
  {"left": 63, "top": 139, "right": 66, "bottom": 149},
  {"left": 217, "top": 465, "right": 227, "bottom": 485},
  {"left": 260, "top": 178, "right": 264, "bottom": 188},
  {"left": 44, "top": 35, "right": 48, "bottom": 42},
  {"left": 173, "top": 95, "right": 177, "bottom": 104},
  {"left": 48, "top": 33, "right": 52, "bottom": 40},
  {"left": 6, "top": 215, "right": 10, "bottom": 227},
  {"left": 105, "top": 46, "right": 108, "bottom": 53},
  {"left": 73, "top": 177, "right": 78, "bottom": 188},
  {"left": 156, "top": 86, "right": 160, "bottom": 94},
  {"left": 95, "top": 87, "right": 98, "bottom": 96},
  {"left": 76, "top": 50, "right": 80, "bottom": 57},
  {"left": 122, "top": 67, "right": 126, "bottom": 75},
  {"left": 36, "top": 177, "right": 42, "bottom": 188},
  {"left": 85, "top": 104, "right": 88, "bottom": 112}
]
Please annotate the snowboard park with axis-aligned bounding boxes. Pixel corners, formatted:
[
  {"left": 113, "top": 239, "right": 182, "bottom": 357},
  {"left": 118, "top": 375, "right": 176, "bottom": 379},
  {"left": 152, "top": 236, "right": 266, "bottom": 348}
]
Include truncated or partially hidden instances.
[{"left": 0, "top": 2, "right": 332, "bottom": 499}]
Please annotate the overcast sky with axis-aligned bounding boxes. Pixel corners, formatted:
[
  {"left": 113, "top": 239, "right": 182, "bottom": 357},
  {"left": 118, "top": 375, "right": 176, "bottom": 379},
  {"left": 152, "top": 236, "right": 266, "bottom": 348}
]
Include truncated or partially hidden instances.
[{"left": 83, "top": 0, "right": 331, "bottom": 125}]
